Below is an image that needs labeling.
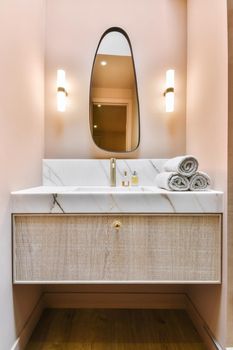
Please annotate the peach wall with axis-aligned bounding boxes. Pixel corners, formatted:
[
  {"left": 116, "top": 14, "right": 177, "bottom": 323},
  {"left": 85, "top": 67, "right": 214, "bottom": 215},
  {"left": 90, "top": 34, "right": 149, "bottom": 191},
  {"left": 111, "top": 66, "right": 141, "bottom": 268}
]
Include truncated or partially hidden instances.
[
  {"left": 186, "top": 0, "right": 228, "bottom": 347},
  {"left": 0, "top": 0, "right": 44, "bottom": 348},
  {"left": 0, "top": 1, "right": 229, "bottom": 348},
  {"left": 227, "top": 1, "right": 233, "bottom": 346},
  {"left": 45, "top": 0, "right": 187, "bottom": 159}
]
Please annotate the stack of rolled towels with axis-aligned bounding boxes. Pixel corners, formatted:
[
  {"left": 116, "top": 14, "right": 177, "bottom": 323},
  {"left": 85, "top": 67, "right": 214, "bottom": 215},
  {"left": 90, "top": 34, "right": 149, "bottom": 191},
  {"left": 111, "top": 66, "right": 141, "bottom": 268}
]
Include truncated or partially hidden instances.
[{"left": 156, "top": 155, "right": 211, "bottom": 191}]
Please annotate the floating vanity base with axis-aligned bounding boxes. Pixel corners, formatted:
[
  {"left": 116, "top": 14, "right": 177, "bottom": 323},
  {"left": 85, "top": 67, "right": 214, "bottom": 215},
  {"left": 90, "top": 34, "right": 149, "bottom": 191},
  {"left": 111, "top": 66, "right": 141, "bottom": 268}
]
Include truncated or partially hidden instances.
[
  {"left": 12, "top": 160, "right": 223, "bottom": 285},
  {"left": 13, "top": 214, "right": 221, "bottom": 284}
]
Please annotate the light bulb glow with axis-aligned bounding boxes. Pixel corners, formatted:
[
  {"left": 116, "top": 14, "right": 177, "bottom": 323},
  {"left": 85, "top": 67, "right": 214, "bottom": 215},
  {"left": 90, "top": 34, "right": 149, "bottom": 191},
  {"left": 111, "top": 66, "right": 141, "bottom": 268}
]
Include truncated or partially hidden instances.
[
  {"left": 165, "top": 91, "right": 174, "bottom": 113},
  {"left": 57, "top": 90, "right": 66, "bottom": 112},
  {"left": 57, "top": 69, "right": 66, "bottom": 88},
  {"left": 100, "top": 61, "right": 107, "bottom": 66},
  {"left": 57, "top": 69, "right": 67, "bottom": 112},
  {"left": 166, "top": 69, "right": 175, "bottom": 89},
  {"left": 165, "top": 69, "right": 175, "bottom": 112}
]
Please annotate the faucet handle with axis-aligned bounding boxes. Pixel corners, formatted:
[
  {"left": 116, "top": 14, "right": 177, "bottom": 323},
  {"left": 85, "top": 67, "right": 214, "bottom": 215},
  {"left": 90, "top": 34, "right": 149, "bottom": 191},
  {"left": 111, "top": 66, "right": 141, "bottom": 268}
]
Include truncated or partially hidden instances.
[{"left": 110, "top": 158, "right": 116, "bottom": 187}]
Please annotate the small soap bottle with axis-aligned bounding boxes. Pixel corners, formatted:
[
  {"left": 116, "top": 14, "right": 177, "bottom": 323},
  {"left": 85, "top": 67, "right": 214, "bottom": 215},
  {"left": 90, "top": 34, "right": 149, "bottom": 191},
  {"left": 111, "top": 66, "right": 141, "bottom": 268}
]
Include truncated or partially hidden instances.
[
  {"left": 131, "top": 171, "right": 139, "bottom": 186},
  {"left": 122, "top": 171, "right": 130, "bottom": 187}
]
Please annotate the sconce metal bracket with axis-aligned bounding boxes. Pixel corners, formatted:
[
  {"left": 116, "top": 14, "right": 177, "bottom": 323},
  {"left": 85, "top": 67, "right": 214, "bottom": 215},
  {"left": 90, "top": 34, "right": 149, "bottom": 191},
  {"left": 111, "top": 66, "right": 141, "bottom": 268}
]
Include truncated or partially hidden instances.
[
  {"left": 57, "top": 86, "right": 68, "bottom": 96},
  {"left": 163, "top": 87, "right": 174, "bottom": 96}
]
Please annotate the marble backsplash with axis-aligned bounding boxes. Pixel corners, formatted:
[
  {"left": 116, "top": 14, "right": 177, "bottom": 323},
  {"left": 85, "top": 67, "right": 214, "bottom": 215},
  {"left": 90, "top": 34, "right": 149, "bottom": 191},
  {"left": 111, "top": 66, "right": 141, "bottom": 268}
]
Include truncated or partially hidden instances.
[{"left": 43, "top": 159, "right": 168, "bottom": 187}]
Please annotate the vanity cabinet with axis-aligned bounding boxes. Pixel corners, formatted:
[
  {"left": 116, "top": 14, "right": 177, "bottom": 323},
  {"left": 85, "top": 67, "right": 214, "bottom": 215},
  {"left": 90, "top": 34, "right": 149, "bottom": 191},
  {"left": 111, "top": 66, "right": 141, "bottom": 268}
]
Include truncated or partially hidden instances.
[{"left": 13, "top": 214, "right": 221, "bottom": 284}]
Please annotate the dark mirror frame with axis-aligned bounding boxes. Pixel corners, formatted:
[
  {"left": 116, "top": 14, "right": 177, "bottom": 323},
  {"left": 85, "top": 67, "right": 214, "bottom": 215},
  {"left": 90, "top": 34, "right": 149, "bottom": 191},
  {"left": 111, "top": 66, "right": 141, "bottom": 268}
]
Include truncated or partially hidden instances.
[{"left": 89, "top": 27, "right": 140, "bottom": 153}]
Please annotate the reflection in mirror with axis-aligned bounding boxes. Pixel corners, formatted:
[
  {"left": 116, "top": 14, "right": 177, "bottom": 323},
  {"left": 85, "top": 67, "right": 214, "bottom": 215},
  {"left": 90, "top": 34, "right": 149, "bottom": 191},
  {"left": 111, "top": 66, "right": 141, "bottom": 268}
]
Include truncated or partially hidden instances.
[{"left": 90, "top": 28, "right": 140, "bottom": 152}]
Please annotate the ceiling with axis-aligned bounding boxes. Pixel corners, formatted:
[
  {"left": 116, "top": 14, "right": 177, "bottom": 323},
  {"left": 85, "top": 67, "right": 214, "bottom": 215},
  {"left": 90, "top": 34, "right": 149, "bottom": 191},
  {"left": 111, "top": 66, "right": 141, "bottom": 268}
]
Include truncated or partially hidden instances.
[{"left": 92, "top": 54, "right": 135, "bottom": 89}]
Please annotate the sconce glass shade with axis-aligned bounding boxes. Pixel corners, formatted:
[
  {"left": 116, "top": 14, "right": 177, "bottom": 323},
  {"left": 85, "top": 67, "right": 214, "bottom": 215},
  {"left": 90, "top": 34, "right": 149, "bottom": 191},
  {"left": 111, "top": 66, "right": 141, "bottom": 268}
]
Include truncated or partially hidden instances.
[
  {"left": 165, "top": 69, "right": 175, "bottom": 113},
  {"left": 57, "top": 89, "right": 67, "bottom": 112},
  {"left": 166, "top": 69, "right": 175, "bottom": 89},
  {"left": 57, "top": 69, "right": 67, "bottom": 112},
  {"left": 165, "top": 91, "right": 175, "bottom": 113}
]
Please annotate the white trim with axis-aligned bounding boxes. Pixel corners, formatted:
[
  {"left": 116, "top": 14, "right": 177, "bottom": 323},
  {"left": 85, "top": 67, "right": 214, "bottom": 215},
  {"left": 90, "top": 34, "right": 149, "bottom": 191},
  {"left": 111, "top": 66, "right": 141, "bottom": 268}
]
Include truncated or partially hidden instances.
[
  {"left": 226, "top": 348, "right": 233, "bottom": 350},
  {"left": 13, "top": 280, "right": 221, "bottom": 284},
  {"left": 11, "top": 339, "right": 20, "bottom": 350},
  {"left": 185, "top": 294, "right": 224, "bottom": 350},
  {"left": 92, "top": 97, "right": 131, "bottom": 106},
  {"left": 10, "top": 295, "right": 44, "bottom": 350}
]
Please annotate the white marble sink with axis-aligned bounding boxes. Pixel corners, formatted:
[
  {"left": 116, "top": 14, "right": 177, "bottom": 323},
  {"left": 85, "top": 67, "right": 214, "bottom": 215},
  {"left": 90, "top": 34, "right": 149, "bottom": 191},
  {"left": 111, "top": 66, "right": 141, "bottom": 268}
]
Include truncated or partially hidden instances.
[
  {"left": 11, "top": 185, "right": 223, "bottom": 214},
  {"left": 11, "top": 159, "right": 224, "bottom": 214},
  {"left": 12, "top": 185, "right": 159, "bottom": 194},
  {"left": 73, "top": 186, "right": 152, "bottom": 193}
]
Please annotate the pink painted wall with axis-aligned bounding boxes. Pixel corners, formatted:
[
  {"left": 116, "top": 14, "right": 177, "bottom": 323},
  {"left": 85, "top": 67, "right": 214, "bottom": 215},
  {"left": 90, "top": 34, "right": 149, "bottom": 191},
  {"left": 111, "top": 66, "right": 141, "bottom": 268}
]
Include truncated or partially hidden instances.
[
  {"left": 0, "top": 1, "right": 228, "bottom": 347},
  {"left": 186, "top": 0, "right": 228, "bottom": 346},
  {"left": 0, "top": 0, "right": 44, "bottom": 348},
  {"left": 45, "top": 0, "right": 187, "bottom": 159}
]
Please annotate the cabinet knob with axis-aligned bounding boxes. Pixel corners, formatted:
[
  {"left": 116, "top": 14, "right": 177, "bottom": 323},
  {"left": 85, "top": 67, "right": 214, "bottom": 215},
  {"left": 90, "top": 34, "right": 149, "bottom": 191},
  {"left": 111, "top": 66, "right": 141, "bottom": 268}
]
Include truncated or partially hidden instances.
[{"left": 112, "top": 220, "right": 122, "bottom": 230}]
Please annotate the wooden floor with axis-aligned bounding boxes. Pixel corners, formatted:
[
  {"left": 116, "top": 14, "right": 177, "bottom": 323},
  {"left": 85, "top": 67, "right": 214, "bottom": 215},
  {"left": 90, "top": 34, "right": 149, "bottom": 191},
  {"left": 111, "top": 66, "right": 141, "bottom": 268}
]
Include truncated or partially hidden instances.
[{"left": 26, "top": 309, "right": 206, "bottom": 350}]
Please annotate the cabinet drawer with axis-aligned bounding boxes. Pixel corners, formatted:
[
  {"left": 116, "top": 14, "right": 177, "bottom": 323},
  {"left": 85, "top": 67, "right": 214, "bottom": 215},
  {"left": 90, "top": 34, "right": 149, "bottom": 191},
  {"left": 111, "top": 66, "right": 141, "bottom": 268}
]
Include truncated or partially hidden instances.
[{"left": 13, "top": 214, "right": 221, "bottom": 283}]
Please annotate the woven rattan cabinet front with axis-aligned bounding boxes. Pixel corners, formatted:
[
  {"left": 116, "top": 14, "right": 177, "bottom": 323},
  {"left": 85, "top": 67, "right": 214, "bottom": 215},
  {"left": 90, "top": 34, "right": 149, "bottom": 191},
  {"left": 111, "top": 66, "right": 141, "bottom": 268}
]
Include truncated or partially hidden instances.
[{"left": 13, "top": 214, "right": 221, "bottom": 284}]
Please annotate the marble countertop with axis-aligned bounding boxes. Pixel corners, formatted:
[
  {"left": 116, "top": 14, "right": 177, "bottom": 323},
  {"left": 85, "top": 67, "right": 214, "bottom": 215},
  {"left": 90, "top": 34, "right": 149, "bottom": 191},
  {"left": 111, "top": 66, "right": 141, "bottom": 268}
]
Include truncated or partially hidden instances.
[
  {"left": 11, "top": 185, "right": 223, "bottom": 214},
  {"left": 11, "top": 159, "right": 224, "bottom": 214}
]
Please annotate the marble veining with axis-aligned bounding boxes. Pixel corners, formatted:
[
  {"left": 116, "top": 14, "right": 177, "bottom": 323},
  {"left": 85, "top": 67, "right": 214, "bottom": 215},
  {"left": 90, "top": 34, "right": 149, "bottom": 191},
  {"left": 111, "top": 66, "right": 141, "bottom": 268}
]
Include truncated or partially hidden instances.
[
  {"left": 11, "top": 159, "right": 224, "bottom": 214},
  {"left": 43, "top": 159, "right": 167, "bottom": 186},
  {"left": 11, "top": 185, "right": 223, "bottom": 214},
  {"left": 51, "top": 194, "right": 65, "bottom": 213}
]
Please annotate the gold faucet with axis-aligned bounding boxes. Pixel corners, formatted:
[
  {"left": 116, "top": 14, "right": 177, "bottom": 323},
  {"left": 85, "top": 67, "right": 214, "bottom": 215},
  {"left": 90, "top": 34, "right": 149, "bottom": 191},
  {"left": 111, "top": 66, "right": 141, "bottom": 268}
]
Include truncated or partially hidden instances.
[{"left": 110, "top": 158, "right": 116, "bottom": 187}]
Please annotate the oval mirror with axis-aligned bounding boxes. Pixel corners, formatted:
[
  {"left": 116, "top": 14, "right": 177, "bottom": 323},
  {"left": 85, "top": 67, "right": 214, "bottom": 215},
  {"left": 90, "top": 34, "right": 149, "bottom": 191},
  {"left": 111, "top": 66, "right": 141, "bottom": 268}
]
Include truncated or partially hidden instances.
[{"left": 90, "top": 28, "right": 140, "bottom": 152}]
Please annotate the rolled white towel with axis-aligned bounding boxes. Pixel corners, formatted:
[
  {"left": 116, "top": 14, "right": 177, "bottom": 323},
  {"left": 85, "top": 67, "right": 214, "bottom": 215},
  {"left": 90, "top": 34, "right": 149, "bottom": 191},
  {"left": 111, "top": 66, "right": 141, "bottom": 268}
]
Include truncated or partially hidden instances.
[
  {"left": 189, "top": 171, "right": 211, "bottom": 191},
  {"left": 164, "top": 155, "right": 198, "bottom": 177},
  {"left": 156, "top": 172, "right": 190, "bottom": 191}
]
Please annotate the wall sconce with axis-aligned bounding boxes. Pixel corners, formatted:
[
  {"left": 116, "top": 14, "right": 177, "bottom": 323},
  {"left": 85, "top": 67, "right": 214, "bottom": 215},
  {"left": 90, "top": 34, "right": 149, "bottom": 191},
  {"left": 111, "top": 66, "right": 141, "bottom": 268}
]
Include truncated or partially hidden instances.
[
  {"left": 164, "top": 69, "right": 175, "bottom": 113},
  {"left": 57, "top": 69, "right": 68, "bottom": 112}
]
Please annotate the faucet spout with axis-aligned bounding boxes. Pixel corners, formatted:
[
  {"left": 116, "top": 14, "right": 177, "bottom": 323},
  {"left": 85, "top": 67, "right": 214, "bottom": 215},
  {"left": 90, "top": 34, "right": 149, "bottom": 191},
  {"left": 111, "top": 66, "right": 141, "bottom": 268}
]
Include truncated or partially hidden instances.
[{"left": 110, "top": 158, "right": 116, "bottom": 187}]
